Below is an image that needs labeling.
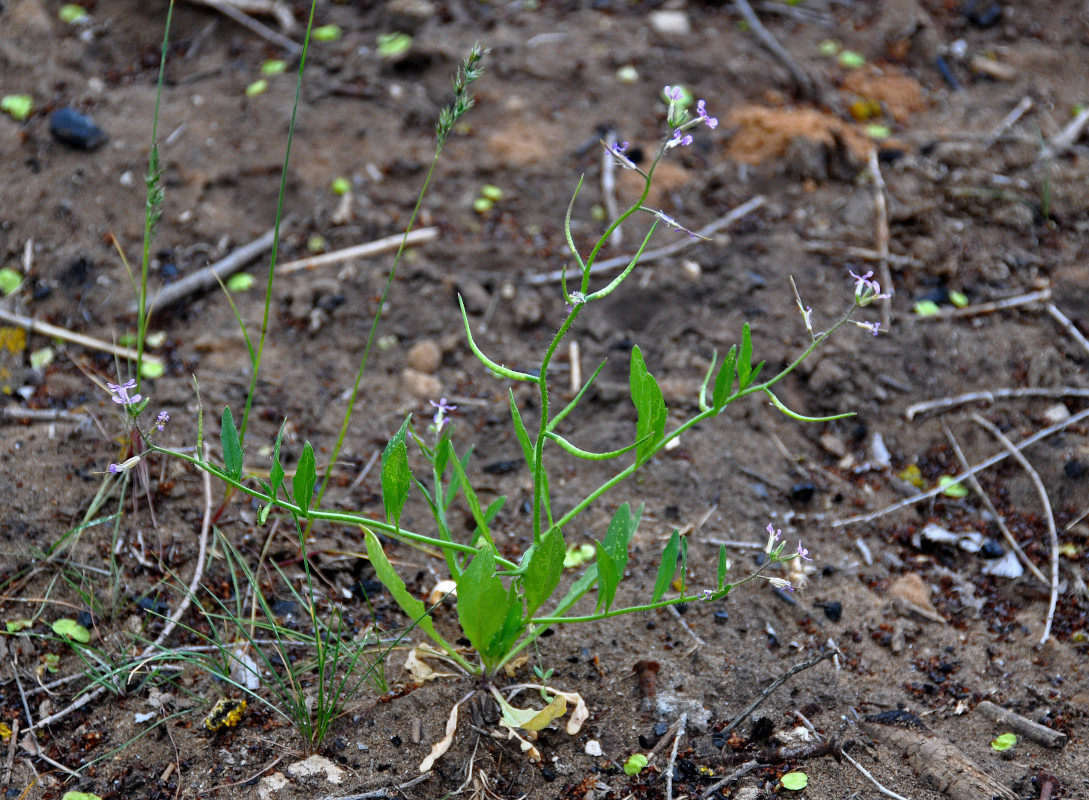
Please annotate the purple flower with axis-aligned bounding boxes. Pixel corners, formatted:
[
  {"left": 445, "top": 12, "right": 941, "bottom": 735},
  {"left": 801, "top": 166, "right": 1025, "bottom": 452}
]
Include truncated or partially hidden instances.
[
  {"left": 108, "top": 463, "right": 123, "bottom": 474},
  {"left": 765, "top": 576, "right": 794, "bottom": 591},
  {"left": 765, "top": 523, "right": 782, "bottom": 553},
  {"left": 696, "top": 99, "right": 718, "bottom": 129},
  {"left": 699, "top": 589, "right": 714, "bottom": 601},
  {"left": 796, "top": 542, "right": 812, "bottom": 561},
  {"left": 849, "top": 269, "right": 891, "bottom": 303},
  {"left": 663, "top": 84, "right": 683, "bottom": 102},
  {"left": 610, "top": 140, "right": 629, "bottom": 156},
  {"left": 155, "top": 410, "right": 170, "bottom": 431},
  {"left": 429, "top": 397, "right": 457, "bottom": 433},
  {"left": 853, "top": 320, "right": 882, "bottom": 336},
  {"left": 668, "top": 129, "right": 693, "bottom": 148},
  {"left": 107, "top": 378, "right": 142, "bottom": 406}
]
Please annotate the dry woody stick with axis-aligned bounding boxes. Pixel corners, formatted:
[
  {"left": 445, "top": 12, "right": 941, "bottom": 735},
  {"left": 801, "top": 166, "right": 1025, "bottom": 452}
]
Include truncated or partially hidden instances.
[
  {"left": 970, "top": 412, "right": 1059, "bottom": 647},
  {"left": 0, "top": 307, "right": 163, "bottom": 369},
  {"left": 279, "top": 227, "right": 439, "bottom": 275},
  {"left": 975, "top": 701, "right": 1068, "bottom": 748}
]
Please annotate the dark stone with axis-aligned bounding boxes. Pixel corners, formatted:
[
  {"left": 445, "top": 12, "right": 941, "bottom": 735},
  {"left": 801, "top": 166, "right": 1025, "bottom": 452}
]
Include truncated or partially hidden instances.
[
  {"left": 1064, "top": 459, "right": 1086, "bottom": 479},
  {"left": 50, "top": 107, "right": 108, "bottom": 150},
  {"left": 790, "top": 483, "right": 816, "bottom": 503},
  {"left": 653, "top": 721, "right": 669, "bottom": 736},
  {"left": 713, "top": 609, "right": 729, "bottom": 624},
  {"left": 979, "top": 538, "right": 1005, "bottom": 559},
  {"left": 819, "top": 601, "right": 843, "bottom": 622}
]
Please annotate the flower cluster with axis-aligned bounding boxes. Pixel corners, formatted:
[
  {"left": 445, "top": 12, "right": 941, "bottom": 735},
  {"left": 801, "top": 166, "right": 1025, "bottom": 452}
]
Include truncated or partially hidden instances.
[
  {"left": 850, "top": 270, "right": 892, "bottom": 306},
  {"left": 664, "top": 85, "right": 718, "bottom": 148},
  {"left": 760, "top": 523, "right": 812, "bottom": 592},
  {"left": 429, "top": 397, "right": 457, "bottom": 434},
  {"left": 102, "top": 376, "right": 170, "bottom": 475},
  {"left": 107, "top": 379, "right": 142, "bottom": 406}
]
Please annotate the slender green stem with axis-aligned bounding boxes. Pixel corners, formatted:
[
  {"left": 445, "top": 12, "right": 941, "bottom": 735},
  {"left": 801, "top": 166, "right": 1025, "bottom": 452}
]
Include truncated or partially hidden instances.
[
  {"left": 135, "top": 0, "right": 174, "bottom": 390},
  {"left": 142, "top": 443, "right": 519, "bottom": 569},
  {"left": 240, "top": 3, "right": 316, "bottom": 441}
]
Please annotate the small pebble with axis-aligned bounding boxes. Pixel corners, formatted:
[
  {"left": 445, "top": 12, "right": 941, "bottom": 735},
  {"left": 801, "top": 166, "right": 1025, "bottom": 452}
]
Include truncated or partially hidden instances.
[
  {"left": 50, "top": 107, "right": 107, "bottom": 149},
  {"left": 513, "top": 289, "right": 542, "bottom": 327},
  {"left": 401, "top": 368, "right": 442, "bottom": 400},
  {"left": 790, "top": 483, "right": 816, "bottom": 503},
  {"left": 457, "top": 278, "right": 490, "bottom": 314},
  {"left": 653, "top": 721, "right": 669, "bottom": 737},
  {"left": 819, "top": 601, "right": 843, "bottom": 622},
  {"left": 649, "top": 9, "right": 691, "bottom": 35},
  {"left": 713, "top": 609, "right": 729, "bottom": 625},
  {"left": 979, "top": 538, "right": 1005, "bottom": 559},
  {"left": 405, "top": 339, "right": 441, "bottom": 373}
]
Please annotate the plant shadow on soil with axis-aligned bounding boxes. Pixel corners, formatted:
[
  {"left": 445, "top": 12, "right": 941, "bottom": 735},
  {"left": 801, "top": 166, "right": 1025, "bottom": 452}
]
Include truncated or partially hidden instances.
[{"left": 1, "top": 1, "right": 1088, "bottom": 798}]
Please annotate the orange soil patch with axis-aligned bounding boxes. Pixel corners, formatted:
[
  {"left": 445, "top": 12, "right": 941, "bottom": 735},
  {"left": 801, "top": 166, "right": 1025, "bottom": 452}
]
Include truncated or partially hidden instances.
[
  {"left": 841, "top": 68, "right": 928, "bottom": 123},
  {"left": 724, "top": 105, "right": 872, "bottom": 165}
]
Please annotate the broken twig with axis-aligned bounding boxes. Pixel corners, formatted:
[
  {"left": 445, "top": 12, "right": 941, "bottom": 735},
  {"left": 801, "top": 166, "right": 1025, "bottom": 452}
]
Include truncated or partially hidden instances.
[
  {"left": 0, "top": 308, "right": 163, "bottom": 370},
  {"left": 912, "top": 288, "right": 1051, "bottom": 320},
  {"left": 905, "top": 386, "right": 1089, "bottom": 420},
  {"left": 975, "top": 701, "right": 1067, "bottom": 748},
  {"left": 1045, "top": 301, "right": 1089, "bottom": 357},
  {"left": 834, "top": 406, "right": 1089, "bottom": 527},
  {"left": 867, "top": 147, "right": 893, "bottom": 331},
  {"left": 279, "top": 228, "right": 439, "bottom": 275},
  {"left": 722, "top": 649, "right": 837, "bottom": 735},
  {"left": 970, "top": 413, "right": 1058, "bottom": 648},
  {"left": 734, "top": 0, "right": 819, "bottom": 101}
]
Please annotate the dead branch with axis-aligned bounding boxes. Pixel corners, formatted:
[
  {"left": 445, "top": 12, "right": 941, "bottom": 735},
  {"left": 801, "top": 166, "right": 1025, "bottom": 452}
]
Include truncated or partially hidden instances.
[
  {"left": 0, "top": 308, "right": 163, "bottom": 369},
  {"left": 279, "top": 228, "right": 439, "bottom": 275},
  {"left": 802, "top": 241, "right": 923, "bottom": 268},
  {"left": 984, "top": 96, "right": 1033, "bottom": 148},
  {"left": 867, "top": 147, "right": 893, "bottom": 331},
  {"left": 833, "top": 405, "right": 1089, "bottom": 527},
  {"left": 970, "top": 413, "right": 1059, "bottom": 647},
  {"left": 839, "top": 748, "right": 911, "bottom": 800},
  {"left": 975, "top": 701, "right": 1068, "bottom": 748},
  {"left": 136, "top": 224, "right": 283, "bottom": 312},
  {"left": 1045, "top": 301, "right": 1089, "bottom": 357},
  {"left": 664, "top": 712, "right": 687, "bottom": 800},
  {"left": 185, "top": 0, "right": 301, "bottom": 55},
  {"left": 722, "top": 649, "right": 838, "bottom": 736},
  {"left": 911, "top": 288, "right": 1051, "bottom": 320},
  {"left": 734, "top": 0, "right": 820, "bottom": 101},
  {"left": 700, "top": 760, "right": 760, "bottom": 799},
  {"left": 942, "top": 422, "right": 1048, "bottom": 585},
  {"left": 905, "top": 387, "right": 1089, "bottom": 420}
]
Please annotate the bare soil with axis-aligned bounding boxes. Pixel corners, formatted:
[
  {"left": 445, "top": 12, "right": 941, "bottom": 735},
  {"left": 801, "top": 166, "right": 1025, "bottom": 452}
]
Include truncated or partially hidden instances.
[{"left": 1, "top": 1, "right": 1088, "bottom": 799}]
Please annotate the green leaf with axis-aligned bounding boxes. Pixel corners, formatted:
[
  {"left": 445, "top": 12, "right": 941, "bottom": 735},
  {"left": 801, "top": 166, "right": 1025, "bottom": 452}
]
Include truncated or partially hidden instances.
[
  {"left": 226, "top": 272, "right": 254, "bottom": 292},
  {"left": 737, "top": 323, "right": 755, "bottom": 388},
  {"left": 52, "top": 618, "right": 90, "bottom": 643},
  {"left": 445, "top": 440, "right": 496, "bottom": 549},
  {"left": 377, "top": 32, "right": 413, "bottom": 58},
  {"left": 522, "top": 526, "right": 565, "bottom": 618},
  {"left": 914, "top": 300, "right": 941, "bottom": 317},
  {"left": 623, "top": 753, "right": 648, "bottom": 776},
  {"left": 781, "top": 771, "right": 808, "bottom": 790},
  {"left": 260, "top": 59, "right": 287, "bottom": 75},
  {"left": 938, "top": 475, "right": 969, "bottom": 498},
  {"left": 364, "top": 530, "right": 459, "bottom": 656},
  {"left": 652, "top": 530, "right": 681, "bottom": 602},
  {"left": 457, "top": 548, "right": 515, "bottom": 665},
  {"left": 990, "top": 732, "right": 1016, "bottom": 751},
  {"left": 330, "top": 176, "right": 351, "bottom": 196},
  {"left": 717, "top": 545, "right": 729, "bottom": 591},
  {"left": 381, "top": 416, "right": 412, "bottom": 527},
  {"left": 492, "top": 689, "right": 567, "bottom": 732},
  {"left": 602, "top": 502, "right": 640, "bottom": 576},
  {"left": 595, "top": 542, "right": 619, "bottom": 613},
  {"left": 312, "top": 24, "right": 342, "bottom": 41},
  {"left": 6, "top": 619, "right": 32, "bottom": 633},
  {"left": 678, "top": 536, "right": 688, "bottom": 595},
  {"left": 563, "top": 543, "right": 595, "bottom": 568},
  {"left": 629, "top": 346, "right": 666, "bottom": 465},
  {"left": 0, "top": 267, "right": 23, "bottom": 296},
  {"left": 244, "top": 79, "right": 268, "bottom": 98},
  {"left": 712, "top": 345, "right": 737, "bottom": 409},
  {"left": 221, "top": 407, "right": 243, "bottom": 481},
  {"left": 62, "top": 793, "right": 103, "bottom": 800},
  {"left": 139, "top": 359, "right": 164, "bottom": 379},
  {"left": 509, "top": 390, "right": 535, "bottom": 470},
  {"left": 1, "top": 94, "right": 33, "bottom": 121},
  {"left": 58, "top": 4, "right": 90, "bottom": 24},
  {"left": 293, "top": 442, "right": 317, "bottom": 514}
]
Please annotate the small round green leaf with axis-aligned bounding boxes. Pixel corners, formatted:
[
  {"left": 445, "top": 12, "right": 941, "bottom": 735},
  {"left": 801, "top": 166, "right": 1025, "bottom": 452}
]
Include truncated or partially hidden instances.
[
  {"left": 781, "top": 771, "right": 808, "bottom": 790},
  {"left": 260, "top": 59, "right": 287, "bottom": 76},
  {"left": 480, "top": 184, "right": 504, "bottom": 202},
  {"left": 29, "top": 347, "right": 55, "bottom": 370},
  {"left": 838, "top": 50, "right": 866, "bottom": 69},
  {"left": 63, "top": 792, "right": 104, "bottom": 800},
  {"left": 913, "top": 300, "right": 941, "bottom": 317},
  {"left": 0, "top": 267, "right": 22, "bottom": 296},
  {"left": 307, "top": 234, "right": 327, "bottom": 253},
  {"left": 938, "top": 475, "right": 969, "bottom": 498},
  {"left": 1, "top": 94, "right": 34, "bottom": 121},
  {"left": 991, "top": 732, "right": 1017, "bottom": 751},
  {"left": 52, "top": 618, "right": 91, "bottom": 643},
  {"left": 865, "top": 124, "right": 891, "bottom": 140},
  {"left": 616, "top": 65, "right": 638, "bottom": 84},
  {"left": 139, "top": 360, "right": 165, "bottom": 380},
  {"left": 313, "top": 24, "right": 342, "bottom": 42},
  {"left": 58, "top": 4, "right": 90, "bottom": 23},
  {"left": 818, "top": 39, "right": 841, "bottom": 57},
  {"left": 622, "top": 753, "right": 648, "bottom": 776},
  {"left": 377, "top": 32, "right": 412, "bottom": 58},
  {"left": 949, "top": 290, "right": 969, "bottom": 308},
  {"left": 472, "top": 197, "right": 493, "bottom": 213},
  {"left": 245, "top": 79, "right": 268, "bottom": 98},
  {"left": 330, "top": 177, "right": 351, "bottom": 196},
  {"left": 6, "top": 619, "right": 33, "bottom": 633},
  {"left": 226, "top": 272, "right": 255, "bottom": 292}
]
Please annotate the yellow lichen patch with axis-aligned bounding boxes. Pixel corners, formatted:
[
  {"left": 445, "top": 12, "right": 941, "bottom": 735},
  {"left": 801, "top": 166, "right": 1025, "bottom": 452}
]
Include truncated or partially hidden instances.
[{"left": 203, "top": 698, "right": 247, "bottom": 732}]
